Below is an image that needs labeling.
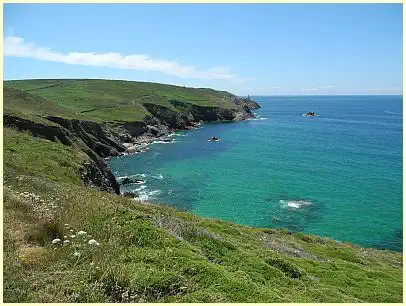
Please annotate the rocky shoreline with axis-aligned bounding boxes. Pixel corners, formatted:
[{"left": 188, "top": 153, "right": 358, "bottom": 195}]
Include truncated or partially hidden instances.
[{"left": 5, "top": 96, "right": 261, "bottom": 195}]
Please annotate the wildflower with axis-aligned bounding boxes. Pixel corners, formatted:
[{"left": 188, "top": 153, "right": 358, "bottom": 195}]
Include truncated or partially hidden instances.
[
  {"left": 70, "top": 235, "right": 76, "bottom": 238},
  {"left": 88, "top": 239, "right": 100, "bottom": 246},
  {"left": 52, "top": 238, "right": 61, "bottom": 244},
  {"left": 77, "top": 231, "right": 87, "bottom": 236},
  {"left": 64, "top": 224, "right": 69, "bottom": 227},
  {"left": 90, "top": 261, "right": 95, "bottom": 266},
  {"left": 73, "top": 252, "right": 81, "bottom": 257},
  {"left": 72, "top": 292, "right": 80, "bottom": 299},
  {"left": 63, "top": 240, "right": 71, "bottom": 245},
  {"left": 63, "top": 235, "right": 68, "bottom": 239}
]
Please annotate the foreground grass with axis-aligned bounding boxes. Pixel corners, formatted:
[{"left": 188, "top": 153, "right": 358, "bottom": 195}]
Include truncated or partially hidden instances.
[
  {"left": 3, "top": 127, "right": 403, "bottom": 302},
  {"left": 4, "top": 79, "right": 238, "bottom": 123}
]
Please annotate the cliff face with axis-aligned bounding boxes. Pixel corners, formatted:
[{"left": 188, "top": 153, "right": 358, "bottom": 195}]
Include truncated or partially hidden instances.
[
  {"left": 232, "top": 97, "right": 261, "bottom": 110},
  {"left": 4, "top": 95, "right": 260, "bottom": 194},
  {"left": 4, "top": 114, "right": 121, "bottom": 194}
]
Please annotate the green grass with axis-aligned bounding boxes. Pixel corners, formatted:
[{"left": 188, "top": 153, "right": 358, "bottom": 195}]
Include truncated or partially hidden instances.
[
  {"left": 4, "top": 79, "right": 238, "bottom": 123},
  {"left": 3, "top": 127, "right": 403, "bottom": 303}
]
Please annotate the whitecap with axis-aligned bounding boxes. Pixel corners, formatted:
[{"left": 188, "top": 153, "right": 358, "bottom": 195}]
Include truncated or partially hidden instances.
[
  {"left": 135, "top": 189, "right": 162, "bottom": 201},
  {"left": 249, "top": 117, "right": 268, "bottom": 121},
  {"left": 384, "top": 110, "right": 402, "bottom": 115},
  {"left": 152, "top": 174, "right": 164, "bottom": 180},
  {"left": 280, "top": 200, "right": 313, "bottom": 209},
  {"left": 149, "top": 190, "right": 162, "bottom": 196},
  {"left": 134, "top": 185, "right": 147, "bottom": 191},
  {"left": 153, "top": 140, "right": 176, "bottom": 144}
]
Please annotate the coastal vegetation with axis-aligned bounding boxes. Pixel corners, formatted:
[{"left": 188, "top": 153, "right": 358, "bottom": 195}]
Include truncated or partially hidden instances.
[{"left": 3, "top": 79, "right": 402, "bottom": 302}]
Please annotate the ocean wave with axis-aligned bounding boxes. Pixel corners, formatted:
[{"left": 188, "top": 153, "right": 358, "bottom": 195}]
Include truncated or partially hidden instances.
[
  {"left": 384, "top": 111, "right": 402, "bottom": 115},
  {"left": 134, "top": 185, "right": 147, "bottom": 191},
  {"left": 152, "top": 174, "right": 164, "bottom": 180},
  {"left": 280, "top": 200, "right": 313, "bottom": 209},
  {"left": 249, "top": 117, "right": 268, "bottom": 121},
  {"left": 152, "top": 140, "right": 176, "bottom": 144},
  {"left": 135, "top": 189, "right": 162, "bottom": 201}
]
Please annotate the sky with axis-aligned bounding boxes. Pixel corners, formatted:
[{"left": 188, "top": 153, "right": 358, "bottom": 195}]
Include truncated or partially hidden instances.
[{"left": 3, "top": 3, "right": 403, "bottom": 95}]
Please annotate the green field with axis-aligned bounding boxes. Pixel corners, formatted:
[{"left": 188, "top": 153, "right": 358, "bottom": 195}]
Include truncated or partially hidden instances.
[
  {"left": 5, "top": 79, "right": 238, "bottom": 123},
  {"left": 3, "top": 79, "right": 403, "bottom": 302}
]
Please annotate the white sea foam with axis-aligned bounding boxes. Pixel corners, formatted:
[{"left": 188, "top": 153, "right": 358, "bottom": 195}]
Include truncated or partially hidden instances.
[
  {"left": 280, "top": 200, "right": 313, "bottom": 209},
  {"left": 128, "top": 173, "right": 146, "bottom": 178},
  {"left": 134, "top": 185, "right": 147, "bottom": 191},
  {"left": 149, "top": 190, "right": 162, "bottom": 196},
  {"left": 152, "top": 174, "right": 164, "bottom": 180},
  {"left": 135, "top": 189, "right": 162, "bottom": 201},
  {"left": 249, "top": 117, "right": 268, "bottom": 121},
  {"left": 153, "top": 140, "right": 176, "bottom": 144}
]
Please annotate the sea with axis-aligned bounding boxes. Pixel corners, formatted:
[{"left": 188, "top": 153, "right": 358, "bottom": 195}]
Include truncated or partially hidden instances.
[{"left": 108, "top": 95, "right": 403, "bottom": 252}]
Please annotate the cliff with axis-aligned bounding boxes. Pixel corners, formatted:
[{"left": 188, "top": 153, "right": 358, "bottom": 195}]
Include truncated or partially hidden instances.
[{"left": 4, "top": 80, "right": 259, "bottom": 194}]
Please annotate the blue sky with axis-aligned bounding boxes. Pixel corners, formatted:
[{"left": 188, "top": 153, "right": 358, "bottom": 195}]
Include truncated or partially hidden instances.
[{"left": 4, "top": 3, "right": 403, "bottom": 95}]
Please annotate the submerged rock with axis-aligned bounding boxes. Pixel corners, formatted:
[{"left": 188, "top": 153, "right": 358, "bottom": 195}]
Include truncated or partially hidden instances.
[
  {"left": 119, "top": 177, "right": 146, "bottom": 185},
  {"left": 304, "top": 111, "right": 317, "bottom": 117}
]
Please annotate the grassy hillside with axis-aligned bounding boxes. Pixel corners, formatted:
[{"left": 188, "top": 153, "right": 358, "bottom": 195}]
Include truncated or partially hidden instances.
[
  {"left": 3, "top": 118, "right": 403, "bottom": 302},
  {"left": 5, "top": 79, "right": 238, "bottom": 123},
  {"left": 3, "top": 79, "right": 402, "bottom": 302}
]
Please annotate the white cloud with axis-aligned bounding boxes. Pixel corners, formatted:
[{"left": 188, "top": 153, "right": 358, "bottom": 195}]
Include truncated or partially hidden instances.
[
  {"left": 302, "top": 84, "right": 336, "bottom": 93},
  {"left": 4, "top": 36, "right": 237, "bottom": 80}
]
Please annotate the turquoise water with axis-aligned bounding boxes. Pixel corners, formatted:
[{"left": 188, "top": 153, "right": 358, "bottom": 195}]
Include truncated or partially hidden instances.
[{"left": 109, "top": 96, "right": 403, "bottom": 251}]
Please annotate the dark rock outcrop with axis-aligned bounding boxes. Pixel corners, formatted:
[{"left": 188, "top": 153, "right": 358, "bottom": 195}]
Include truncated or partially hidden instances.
[
  {"left": 4, "top": 114, "right": 121, "bottom": 194},
  {"left": 46, "top": 116, "right": 126, "bottom": 158},
  {"left": 4, "top": 115, "right": 73, "bottom": 146},
  {"left": 232, "top": 97, "right": 261, "bottom": 110}
]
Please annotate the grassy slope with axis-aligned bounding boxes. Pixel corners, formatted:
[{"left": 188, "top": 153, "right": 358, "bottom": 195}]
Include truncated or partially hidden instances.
[
  {"left": 3, "top": 80, "right": 403, "bottom": 302},
  {"left": 3, "top": 84, "right": 403, "bottom": 302},
  {"left": 5, "top": 79, "right": 238, "bottom": 123}
]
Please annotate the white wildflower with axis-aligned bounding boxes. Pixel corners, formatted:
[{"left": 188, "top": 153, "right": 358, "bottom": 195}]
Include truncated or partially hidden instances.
[
  {"left": 63, "top": 235, "right": 68, "bottom": 239},
  {"left": 73, "top": 252, "right": 81, "bottom": 257},
  {"left": 52, "top": 238, "right": 61, "bottom": 244},
  {"left": 77, "top": 231, "right": 87, "bottom": 236},
  {"left": 70, "top": 235, "right": 76, "bottom": 238},
  {"left": 63, "top": 240, "right": 71, "bottom": 244},
  {"left": 88, "top": 239, "right": 100, "bottom": 246},
  {"left": 64, "top": 224, "right": 69, "bottom": 227},
  {"left": 69, "top": 229, "right": 74, "bottom": 232}
]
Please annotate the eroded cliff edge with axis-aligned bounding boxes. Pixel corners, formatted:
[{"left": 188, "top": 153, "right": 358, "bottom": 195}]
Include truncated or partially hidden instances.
[{"left": 4, "top": 94, "right": 260, "bottom": 195}]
